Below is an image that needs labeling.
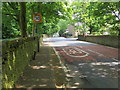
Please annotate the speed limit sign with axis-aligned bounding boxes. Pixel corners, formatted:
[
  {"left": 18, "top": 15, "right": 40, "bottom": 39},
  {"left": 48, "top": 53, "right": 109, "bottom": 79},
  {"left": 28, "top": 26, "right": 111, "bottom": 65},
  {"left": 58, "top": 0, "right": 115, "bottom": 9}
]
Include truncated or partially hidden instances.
[{"left": 33, "top": 13, "right": 42, "bottom": 23}]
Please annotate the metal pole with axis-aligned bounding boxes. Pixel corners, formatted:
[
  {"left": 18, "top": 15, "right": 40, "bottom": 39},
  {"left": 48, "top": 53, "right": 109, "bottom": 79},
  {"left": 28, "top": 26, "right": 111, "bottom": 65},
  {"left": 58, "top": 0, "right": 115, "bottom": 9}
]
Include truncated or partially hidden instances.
[{"left": 36, "top": 23, "right": 40, "bottom": 52}]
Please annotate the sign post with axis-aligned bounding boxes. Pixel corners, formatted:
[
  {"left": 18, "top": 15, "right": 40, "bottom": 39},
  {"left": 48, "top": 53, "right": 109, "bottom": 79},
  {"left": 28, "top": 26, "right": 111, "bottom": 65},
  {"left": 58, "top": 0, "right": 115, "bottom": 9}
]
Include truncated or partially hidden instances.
[
  {"left": 33, "top": 13, "right": 42, "bottom": 35},
  {"left": 33, "top": 13, "right": 42, "bottom": 23},
  {"left": 33, "top": 13, "right": 42, "bottom": 52}
]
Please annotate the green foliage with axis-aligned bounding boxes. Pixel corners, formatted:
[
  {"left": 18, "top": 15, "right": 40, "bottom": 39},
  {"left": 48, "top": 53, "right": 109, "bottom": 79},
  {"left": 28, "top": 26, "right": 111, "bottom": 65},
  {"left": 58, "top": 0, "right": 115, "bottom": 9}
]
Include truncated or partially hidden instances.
[
  {"left": 71, "top": 2, "right": 119, "bottom": 35},
  {"left": 25, "top": 2, "right": 72, "bottom": 36},
  {"left": 2, "top": 2, "right": 21, "bottom": 38},
  {"left": 41, "top": 23, "right": 60, "bottom": 35},
  {"left": 2, "top": 2, "right": 71, "bottom": 38},
  {"left": 57, "top": 19, "right": 71, "bottom": 36},
  {"left": 2, "top": 2, "right": 119, "bottom": 38}
]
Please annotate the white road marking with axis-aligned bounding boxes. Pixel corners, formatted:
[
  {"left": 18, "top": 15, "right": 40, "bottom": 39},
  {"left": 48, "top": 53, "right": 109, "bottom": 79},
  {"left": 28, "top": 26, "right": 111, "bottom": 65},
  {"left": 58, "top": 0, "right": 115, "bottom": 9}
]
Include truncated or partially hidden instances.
[
  {"left": 112, "top": 58, "right": 119, "bottom": 61},
  {"left": 87, "top": 49, "right": 104, "bottom": 56},
  {"left": 63, "top": 47, "right": 89, "bottom": 58}
]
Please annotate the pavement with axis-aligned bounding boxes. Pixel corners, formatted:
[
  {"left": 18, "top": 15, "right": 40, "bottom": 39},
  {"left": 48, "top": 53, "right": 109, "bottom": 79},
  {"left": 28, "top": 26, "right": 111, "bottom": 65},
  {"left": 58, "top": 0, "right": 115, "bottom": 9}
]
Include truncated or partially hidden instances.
[{"left": 15, "top": 41, "right": 67, "bottom": 88}]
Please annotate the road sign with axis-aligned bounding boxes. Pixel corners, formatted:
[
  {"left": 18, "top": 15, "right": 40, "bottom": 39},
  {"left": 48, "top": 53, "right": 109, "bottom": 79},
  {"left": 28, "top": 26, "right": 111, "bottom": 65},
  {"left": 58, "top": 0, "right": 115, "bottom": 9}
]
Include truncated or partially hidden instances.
[{"left": 33, "top": 13, "right": 42, "bottom": 23}]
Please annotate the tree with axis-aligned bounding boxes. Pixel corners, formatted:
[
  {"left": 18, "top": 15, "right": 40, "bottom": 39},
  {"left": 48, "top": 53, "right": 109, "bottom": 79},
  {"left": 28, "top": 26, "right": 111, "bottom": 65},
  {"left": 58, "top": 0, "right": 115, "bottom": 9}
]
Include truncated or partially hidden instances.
[
  {"left": 27, "top": 2, "right": 72, "bottom": 36},
  {"left": 71, "top": 2, "right": 119, "bottom": 35},
  {"left": 2, "top": 2, "right": 21, "bottom": 38},
  {"left": 20, "top": 2, "right": 27, "bottom": 37},
  {"left": 2, "top": 2, "right": 75, "bottom": 38},
  {"left": 57, "top": 19, "right": 71, "bottom": 36},
  {"left": 92, "top": 2, "right": 120, "bottom": 35}
]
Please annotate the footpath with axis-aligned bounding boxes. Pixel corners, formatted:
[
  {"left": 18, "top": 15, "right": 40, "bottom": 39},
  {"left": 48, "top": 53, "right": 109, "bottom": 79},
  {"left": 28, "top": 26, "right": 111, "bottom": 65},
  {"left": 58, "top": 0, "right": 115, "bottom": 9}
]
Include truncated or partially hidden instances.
[{"left": 15, "top": 42, "right": 67, "bottom": 88}]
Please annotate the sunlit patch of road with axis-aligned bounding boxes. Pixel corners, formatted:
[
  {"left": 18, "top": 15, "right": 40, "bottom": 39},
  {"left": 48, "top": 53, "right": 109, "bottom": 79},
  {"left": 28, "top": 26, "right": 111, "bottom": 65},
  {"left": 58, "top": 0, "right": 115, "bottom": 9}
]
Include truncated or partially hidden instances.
[{"left": 43, "top": 37, "right": 97, "bottom": 47}]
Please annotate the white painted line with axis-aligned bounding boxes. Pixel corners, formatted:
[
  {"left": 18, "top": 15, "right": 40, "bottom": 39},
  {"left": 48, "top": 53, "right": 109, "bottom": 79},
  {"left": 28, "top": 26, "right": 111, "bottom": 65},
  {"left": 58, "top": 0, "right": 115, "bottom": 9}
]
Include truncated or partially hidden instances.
[
  {"left": 63, "top": 47, "right": 89, "bottom": 58},
  {"left": 53, "top": 47, "right": 72, "bottom": 87},
  {"left": 87, "top": 49, "right": 104, "bottom": 56},
  {"left": 112, "top": 58, "right": 119, "bottom": 61},
  {"left": 53, "top": 47, "right": 69, "bottom": 73}
]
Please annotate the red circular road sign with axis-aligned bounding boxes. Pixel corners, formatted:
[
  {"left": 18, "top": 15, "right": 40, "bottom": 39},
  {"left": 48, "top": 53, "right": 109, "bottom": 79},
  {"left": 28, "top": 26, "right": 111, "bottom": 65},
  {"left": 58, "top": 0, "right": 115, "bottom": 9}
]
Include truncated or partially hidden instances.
[{"left": 33, "top": 13, "right": 42, "bottom": 23}]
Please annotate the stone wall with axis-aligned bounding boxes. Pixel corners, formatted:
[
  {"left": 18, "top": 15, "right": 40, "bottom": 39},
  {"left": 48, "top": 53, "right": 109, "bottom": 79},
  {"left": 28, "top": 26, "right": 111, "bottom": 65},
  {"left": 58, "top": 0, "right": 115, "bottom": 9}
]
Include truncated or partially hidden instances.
[
  {"left": 78, "top": 35, "right": 118, "bottom": 48},
  {"left": 2, "top": 36, "right": 40, "bottom": 88}
]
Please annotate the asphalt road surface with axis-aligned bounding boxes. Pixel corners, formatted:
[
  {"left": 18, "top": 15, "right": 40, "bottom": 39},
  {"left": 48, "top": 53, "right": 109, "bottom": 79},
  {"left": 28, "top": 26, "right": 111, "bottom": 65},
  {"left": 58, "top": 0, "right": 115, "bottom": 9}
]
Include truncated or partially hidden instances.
[{"left": 43, "top": 37, "right": 119, "bottom": 88}]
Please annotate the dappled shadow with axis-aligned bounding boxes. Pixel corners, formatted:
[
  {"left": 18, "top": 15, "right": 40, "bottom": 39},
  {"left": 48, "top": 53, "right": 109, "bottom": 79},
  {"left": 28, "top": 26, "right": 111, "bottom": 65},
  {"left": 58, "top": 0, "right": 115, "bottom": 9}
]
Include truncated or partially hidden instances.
[
  {"left": 15, "top": 63, "right": 55, "bottom": 88},
  {"left": 54, "top": 43, "right": 119, "bottom": 88},
  {"left": 64, "top": 58, "right": 119, "bottom": 88},
  {"left": 77, "top": 61, "right": 119, "bottom": 78},
  {"left": 2, "top": 37, "right": 39, "bottom": 88},
  {"left": 15, "top": 46, "right": 56, "bottom": 88},
  {"left": 35, "top": 37, "right": 119, "bottom": 88},
  {"left": 15, "top": 46, "right": 67, "bottom": 88}
]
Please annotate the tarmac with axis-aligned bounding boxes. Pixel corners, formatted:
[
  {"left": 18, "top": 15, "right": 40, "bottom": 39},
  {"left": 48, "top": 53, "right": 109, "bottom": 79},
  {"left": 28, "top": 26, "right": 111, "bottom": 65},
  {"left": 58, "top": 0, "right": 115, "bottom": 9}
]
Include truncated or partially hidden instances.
[{"left": 43, "top": 37, "right": 119, "bottom": 88}]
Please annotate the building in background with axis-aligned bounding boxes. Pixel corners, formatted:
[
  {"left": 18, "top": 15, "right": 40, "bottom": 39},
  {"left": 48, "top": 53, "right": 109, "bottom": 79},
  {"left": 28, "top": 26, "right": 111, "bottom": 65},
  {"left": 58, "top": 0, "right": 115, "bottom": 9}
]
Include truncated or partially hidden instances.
[{"left": 67, "top": 25, "right": 75, "bottom": 38}]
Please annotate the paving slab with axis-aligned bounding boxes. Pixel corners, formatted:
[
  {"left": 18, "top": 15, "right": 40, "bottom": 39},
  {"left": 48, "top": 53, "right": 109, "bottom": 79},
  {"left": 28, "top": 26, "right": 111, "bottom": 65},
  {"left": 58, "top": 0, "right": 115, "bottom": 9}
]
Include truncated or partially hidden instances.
[
  {"left": 15, "top": 46, "right": 56, "bottom": 88},
  {"left": 15, "top": 41, "right": 67, "bottom": 89}
]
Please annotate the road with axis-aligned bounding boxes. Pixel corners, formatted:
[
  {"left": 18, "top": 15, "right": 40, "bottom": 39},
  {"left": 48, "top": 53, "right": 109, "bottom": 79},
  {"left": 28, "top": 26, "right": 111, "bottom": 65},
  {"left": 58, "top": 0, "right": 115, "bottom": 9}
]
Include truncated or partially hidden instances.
[{"left": 43, "top": 37, "right": 119, "bottom": 88}]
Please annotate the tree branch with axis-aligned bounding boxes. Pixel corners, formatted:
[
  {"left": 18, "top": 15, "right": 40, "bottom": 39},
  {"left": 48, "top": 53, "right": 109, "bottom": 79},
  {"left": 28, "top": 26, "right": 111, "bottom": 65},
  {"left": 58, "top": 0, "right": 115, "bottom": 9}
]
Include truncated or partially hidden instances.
[
  {"left": 112, "top": 11, "right": 120, "bottom": 20},
  {"left": 3, "top": 13, "right": 17, "bottom": 16},
  {"left": 8, "top": 2, "right": 18, "bottom": 10}
]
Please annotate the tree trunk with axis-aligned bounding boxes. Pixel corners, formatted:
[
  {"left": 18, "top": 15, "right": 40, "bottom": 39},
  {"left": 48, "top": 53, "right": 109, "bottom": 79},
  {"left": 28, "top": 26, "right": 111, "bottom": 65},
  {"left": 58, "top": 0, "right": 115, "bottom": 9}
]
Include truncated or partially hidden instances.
[
  {"left": 31, "top": 7, "right": 35, "bottom": 36},
  {"left": 20, "top": 2, "right": 27, "bottom": 37},
  {"left": 32, "top": 23, "right": 35, "bottom": 36},
  {"left": 89, "top": 26, "right": 92, "bottom": 34},
  {"left": 89, "top": 24, "right": 93, "bottom": 34}
]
